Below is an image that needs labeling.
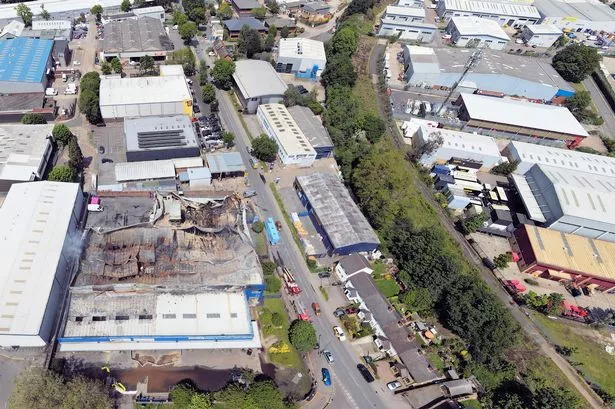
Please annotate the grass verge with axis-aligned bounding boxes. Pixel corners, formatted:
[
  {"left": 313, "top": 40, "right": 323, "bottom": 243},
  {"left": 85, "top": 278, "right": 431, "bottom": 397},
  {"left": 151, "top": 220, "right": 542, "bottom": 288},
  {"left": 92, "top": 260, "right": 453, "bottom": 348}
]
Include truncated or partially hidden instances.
[
  {"left": 319, "top": 286, "right": 329, "bottom": 301},
  {"left": 269, "top": 182, "right": 304, "bottom": 255},
  {"left": 259, "top": 298, "right": 304, "bottom": 369},
  {"left": 571, "top": 82, "right": 598, "bottom": 114},
  {"left": 254, "top": 231, "right": 267, "bottom": 257},
  {"left": 532, "top": 312, "right": 615, "bottom": 396},
  {"left": 227, "top": 90, "right": 253, "bottom": 140},
  {"left": 374, "top": 278, "right": 400, "bottom": 298}
]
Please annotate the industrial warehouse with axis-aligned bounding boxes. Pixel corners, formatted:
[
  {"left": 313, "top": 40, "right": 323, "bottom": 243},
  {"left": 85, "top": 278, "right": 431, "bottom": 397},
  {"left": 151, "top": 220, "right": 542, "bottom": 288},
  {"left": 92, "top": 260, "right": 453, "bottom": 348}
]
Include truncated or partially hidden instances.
[
  {"left": 0, "top": 37, "right": 53, "bottom": 94},
  {"left": 58, "top": 194, "right": 264, "bottom": 351},
  {"left": 99, "top": 69, "right": 193, "bottom": 119},
  {"left": 101, "top": 16, "right": 173, "bottom": 60},
  {"left": 0, "top": 124, "right": 54, "bottom": 191},
  {"left": 512, "top": 225, "right": 615, "bottom": 293},
  {"left": 0, "top": 182, "right": 85, "bottom": 347},
  {"left": 295, "top": 173, "right": 380, "bottom": 255},
  {"left": 232, "top": 60, "right": 288, "bottom": 114},
  {"left": 275, "top": 38, "right": 326, "bottom": 78}
]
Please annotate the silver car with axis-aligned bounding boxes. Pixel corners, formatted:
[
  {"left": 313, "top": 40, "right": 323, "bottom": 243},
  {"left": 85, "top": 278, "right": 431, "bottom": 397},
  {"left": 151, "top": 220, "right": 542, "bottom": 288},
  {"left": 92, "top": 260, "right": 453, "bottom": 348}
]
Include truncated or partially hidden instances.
[{"left": 323, "top": 350, "right": 334, "bottom": 364}]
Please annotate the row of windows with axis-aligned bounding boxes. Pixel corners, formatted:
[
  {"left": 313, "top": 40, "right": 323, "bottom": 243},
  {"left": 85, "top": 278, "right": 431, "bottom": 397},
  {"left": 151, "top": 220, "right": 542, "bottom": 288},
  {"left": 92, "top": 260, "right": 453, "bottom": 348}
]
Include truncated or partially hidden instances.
[{"left": 75, "top": 313, "right": 238, "bottom": 322}]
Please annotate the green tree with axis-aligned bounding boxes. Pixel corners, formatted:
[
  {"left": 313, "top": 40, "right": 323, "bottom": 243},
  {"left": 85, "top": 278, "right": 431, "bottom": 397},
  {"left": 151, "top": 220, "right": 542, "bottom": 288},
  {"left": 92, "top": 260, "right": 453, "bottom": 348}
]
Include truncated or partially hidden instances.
[
  {"left": 62, "top": 376, "right": 113, "bottom": 409},
  {"left": 101, "top": 61, "right": 112, "bottom": 75},
  {"left": 15, "top": 3, "right": 33, "bottom": 26},
  {"left": 280, "top": 25, "right": 289, "bottom": 38},
  {"left": 214, "top": 380, "right": 285, "bottom": 409},
  {"left": 172, "top": 10, "right": 188, "bottom": 26},
  {"left": 343, "top": 0, "right": 375, "bottom": 17},
  {"left": 329, "top": 26, "right": 358, "bottom": 56},
  {"left": 283, "top": 85, "right": 304, "bottom": 107},
  {"left": 321, "top": 53, "right": 357, "bottom": 87},
  {"left": 264, "top": 30, "right": 276, "bottom": 51},
  {"left": 491, "top": 160, "right": 518, "bottom": 176},
  {"left": 52, "top": 124, "right": 72, "bottom": 146},
  {"left": 80, "top": 71, "right": 101, "bottom": 94},
  {"left": 362, "top": 114, "right": 386, "bottom": 143},
  {"left": 79, "top": 89, "right": 97, "bottom": 113},
  {"left": 238, "top": 25, "right": 262, "bottom": 58},
  {"left": 90, "top": 4, "right": 103, "bottom": 19},
  {"left": 545, "top": 293, "right": 565, "bottom": 316},
  {"left": 110, "top": 57, "right": 122, "bottom": 74},
  {"left": 80, "top": 92, "right": 102, "bottom": 124},
  {"left": 211, "top": 59, "right": 235, "bottom": 89},
  {"left": 202, "top": 83, "right": 217, "bottom": 103},
  {"left": 271, "top": 311, "right": 284, "bottom": 326},
  {"left": 251, "top": 134, "right": 278, "bottom": 162},
  {"left": 217, "top": 2, "right": 233, "bottom": 20},
  {"left": 265, "top": 275, "right": 282, "bottom": 293},
  {"left": 48, "top": 165, "right": 76, "bottom": 182},
  {"left": 288, "top": 319, "right": 317, "bottom": 352},
  {"left": 552, "top": 44, "right": 601, "bottom": 83},
  {"left": 68, "top": 137, "right": 84, "bottom": 170},
  {"left": 251, "top": 6, "right": 267, "bottom": 19},
  {"left": 198, "top": 59, "right": 208, "bottom": 85},
  {"left": 120, "top": 0, "right": 131, "bottom": 12},
  {"left": 21, "top": 113, "right": 47, "bottom": 124},
  {"left": 8, "top": 369, "right": 64, "bottom": 409},
  {"left": 252, "top": 220, "right": 265, "bottom": 233},
  {"left": 187, "top": 393, "right": 212, "bottom": 409},
  {"left": 222, "top": 131, "right": 235, "bottom": 147},
  {"left": 532, "top": 387, "right": 580, "bottom": 409},
  {"left": 261, "top": 260, "right": 277, "bottom": 275},
  {"left": 187, "top": 6, "right": 206, "bottom": 24},
  {"left": 565, "top": 90, "right": 591, "bottom": 113},
  {"left": 170, "top": 384, "right": 208, "bottom": 409},
  {"left": 458, "top": 212, "right": 488, "bottom": 234},
  {"left": 179, "top": 21, "right": 198, "bottom": 41},
  {"left": 139, "top": 55, "right": 156, "bottom": 75},
  {"left": 39, "top": 3, "right": 50, "bottom": 20},
  {"left": 400, "top": 287, "right": 433, "bottom": 312},
  {"left": 267, "top": 0, "right": 280, "bottom": 14},
  {"left": 493, "top": 252, "right": 513, "bottom": 269}
]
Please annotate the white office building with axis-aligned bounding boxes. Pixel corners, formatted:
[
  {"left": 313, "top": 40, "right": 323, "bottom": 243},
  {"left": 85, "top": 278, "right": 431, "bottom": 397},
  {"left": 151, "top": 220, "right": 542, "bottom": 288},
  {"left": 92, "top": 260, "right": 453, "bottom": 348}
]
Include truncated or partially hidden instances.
[
  {"left": 0, "top": 182, "right": 84, "bottom": 347},
  {"left": 257, "top": 104, "right": 316, "bottom": 167},
  {"left": 415, "top": 125, "right": 504, "bottom": 169},
  {"left": 378, "top": 18, "right": 437, "bottom": 42},
  {"left": 519, "top": 24, "right": 562, "bottom": 48},
  {"left": 447, "top": 17, "right": 510, "bottom": 50},
  {"left": 437, "top": 0, "right": 541, "bottom": 27},
  {"left": 275, "top": 38, "right": 326, "bottom": 77},
  {"left": 382, "top": 5, "right": 425, "bottom": 22}
]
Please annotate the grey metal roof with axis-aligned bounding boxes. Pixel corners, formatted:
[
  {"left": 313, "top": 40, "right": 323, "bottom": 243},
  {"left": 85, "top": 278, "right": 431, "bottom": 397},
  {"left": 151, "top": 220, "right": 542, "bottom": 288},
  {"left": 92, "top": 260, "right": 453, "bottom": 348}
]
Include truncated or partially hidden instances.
[
  {"left": 443, "top": 379, "right": 474, "bottom": 397},
  {"left": 287, "top": 106, "right": 332, "bottom": 149},
  {"left": 223, "top": 17, "right": 266, "bottom": 31},
  {"left": 205, "top": 152, "right": 246, "bottom": 174},
  {"left": 102, "top": 16, "right": 172, "bottom": 53},
  {"left": 124, "top": 115, "right": 199, "bottom": 153},
  {"left": 233, "top": 60, "right": 287, "bottom": 99},
  {"left": 534, "top": 0, "right": 615, "bottom": 21},
  {"left": 302, "top": 1, "right": 331, "bottom": 13},
  {"left": 348, "top": 273, "right": 439, "bottom": 384},
  {"left": 296, "top": 173, "right": 380, "bottom": 251},
  {"left": 339, "top": 254, "right": 372, "bottom": 275},
  {"left": 265, "top": 17, "right": 297, "bottom": 28},
  {"left": 232, "top": 0, "right": 261, "bottom": 10}
]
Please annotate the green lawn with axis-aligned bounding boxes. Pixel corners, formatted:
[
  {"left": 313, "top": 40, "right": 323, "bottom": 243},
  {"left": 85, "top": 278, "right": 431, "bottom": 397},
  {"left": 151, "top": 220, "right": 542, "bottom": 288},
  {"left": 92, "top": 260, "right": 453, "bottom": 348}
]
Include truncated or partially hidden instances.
[
  {"left": 254, "top": 231, "right": 267, "bottom": 257},
  {"left": 461, "top": 400, "right": 482, "bottom": 409},
  {"left": 532, "top": 312, "right": 615, "bottom": 396},
  {"left": 426, "top": 350, "right": 445, "bottom": 371},
  {"left": 374, "top": 278, "right": 400, "bottom": 298},
  {"left": 259, "top": 298, "right": 304, "bottom": 370}
]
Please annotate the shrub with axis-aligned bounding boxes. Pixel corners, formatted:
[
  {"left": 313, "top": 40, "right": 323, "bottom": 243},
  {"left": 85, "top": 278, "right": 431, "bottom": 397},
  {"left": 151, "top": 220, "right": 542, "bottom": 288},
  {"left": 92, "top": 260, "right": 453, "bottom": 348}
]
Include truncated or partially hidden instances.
[
  {"left": 52, "top": 124, "right": 72, "bottom": 146},
  {"left": 271, "top": 312, "right": 284, "bottom": 327},
  {"left": 265, "top": 276, "right": 281, "bottom": 293},
  {"left": 252, "top": 221, "right": 265, "bottom": 233},
  {"left": 261, "top": 260, "right": 277, "bottom": 275}
]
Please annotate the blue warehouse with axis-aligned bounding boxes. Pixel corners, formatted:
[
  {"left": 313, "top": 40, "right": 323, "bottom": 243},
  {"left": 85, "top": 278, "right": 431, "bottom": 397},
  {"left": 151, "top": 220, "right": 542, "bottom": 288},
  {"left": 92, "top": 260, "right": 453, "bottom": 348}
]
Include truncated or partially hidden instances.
[{"left": 0, "top": 37, "right": 53, "bottom": 94}]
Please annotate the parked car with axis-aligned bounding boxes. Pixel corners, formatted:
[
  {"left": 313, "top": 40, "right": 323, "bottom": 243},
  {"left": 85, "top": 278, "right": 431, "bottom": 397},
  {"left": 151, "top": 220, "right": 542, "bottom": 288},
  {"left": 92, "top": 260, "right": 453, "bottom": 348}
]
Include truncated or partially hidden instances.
[
  {"left": 387, "top": 381, "right": 401, "bottom": 391},
  {"left": 275, "top": 220, "right": 283, "bottom": 231},
  {"left": 101, "top": 158, "right": 113, "bottom": 163},
  {"left": 357, "top": 364, "right": 375, "bottom": 383},
  {"left": 296, "top": 85, "right": 308, "bottom": 94},
  {"left": 193, "top": 104, "right": 200, "bottom": 113},
  {"left": 312, "top": 302, "right": 321, "bottom": 316},
  {"left": 323, "top": 350, "right": 334, "bottom": 364},
  {"left": 318, "top": 271, "right": 331, "bottom": 279},
  {"left": 321, "top": 368, "right": 331, "bottom": 386},
  {"left": 98, "top": 146, "right": 105, "bottom": 154},
  {"left": 333, "top": 309, "right": 346, "bottom": 318},
  {"left": 345, "top": 307, "right": 359, "bottom": 314},
  {"left": 333, "top": 326, "right": 346, "bottom": 341}
]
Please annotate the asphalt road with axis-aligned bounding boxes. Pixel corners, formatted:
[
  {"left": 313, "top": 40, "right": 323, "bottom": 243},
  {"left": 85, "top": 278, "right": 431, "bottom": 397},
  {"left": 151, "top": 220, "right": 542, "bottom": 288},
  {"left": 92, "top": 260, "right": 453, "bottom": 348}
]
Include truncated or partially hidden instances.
[
  {"left": 583, "top": 76, "right": 615, "bottom": 138},
  {"left": 176, "top": 32, "right": 390, "bottom": 409}
]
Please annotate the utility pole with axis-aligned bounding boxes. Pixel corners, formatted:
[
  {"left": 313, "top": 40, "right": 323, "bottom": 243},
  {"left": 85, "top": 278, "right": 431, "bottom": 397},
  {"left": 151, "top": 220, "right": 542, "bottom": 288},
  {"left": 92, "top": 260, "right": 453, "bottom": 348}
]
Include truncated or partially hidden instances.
[{"left": 438, "top": 46, "right": 484, "bottom": 115}]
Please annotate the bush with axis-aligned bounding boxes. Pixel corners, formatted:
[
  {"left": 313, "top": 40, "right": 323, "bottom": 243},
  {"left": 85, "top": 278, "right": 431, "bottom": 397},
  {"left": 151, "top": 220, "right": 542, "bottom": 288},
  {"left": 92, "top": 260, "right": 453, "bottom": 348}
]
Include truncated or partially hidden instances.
[
  {"left": 524, "top": 278, "right": 539, "bottom": 286},
  {"left": 52, "top": 124, "right": 72, "bottom": 146},
  {"left": 252, "top": 220, "right": 265, "bottom": 233},
  {"left": 265, "top": 276, "right": 282, "bottom": 293},
  {"left": 493, "top": 252, "right": 513, "bottom": 269},
  {"left": 20, "top": 113, "right": 47, "bottom": 124},
  {"left": 47, "top": 165, "right": 76, "bottom": 182},
  {"left": 251, "top": 134, "right": 278, "bottom": 162},
  {"left": 306, "top": 257, "right": 317, "bottom": 270},
  {"left": 271, "top": 312, "right": 284, "bottom": 327},
  {"left": 491, "top": 161, "right": 518, "bottom": 176},
  {"left": 261, "top": 260, "right": 277, "bottom": 275},
  {"left": 288, "top": 320, "right": 317, "bottom": 352}
]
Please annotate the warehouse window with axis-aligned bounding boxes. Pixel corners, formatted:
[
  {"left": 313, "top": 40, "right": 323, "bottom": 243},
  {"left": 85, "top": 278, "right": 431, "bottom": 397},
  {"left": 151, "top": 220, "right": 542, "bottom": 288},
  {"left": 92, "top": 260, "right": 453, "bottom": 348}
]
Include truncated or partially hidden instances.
[
  {"left": 162, "top": 314, "right": 177, "bottom": 319},
  {"left": 138, "top": 314, "right": 153, "bottom": 320},
  {"left": 231, "top": 313, "right": 238, "bottom": 318},
  {"left": 75, "top": 316, "right": 84, "bottom": 322},
  {"left": 115, "top": 315, "right": 130, "bottom": 321},
  {"left": 92, "top": 316, "right": 107, "bottom": 322},
  {"left": 206, "top": 313, "right": 221, "bottom": 319},
  {"left": 183, "top": 314, "right": 197, "bottom": 319}
]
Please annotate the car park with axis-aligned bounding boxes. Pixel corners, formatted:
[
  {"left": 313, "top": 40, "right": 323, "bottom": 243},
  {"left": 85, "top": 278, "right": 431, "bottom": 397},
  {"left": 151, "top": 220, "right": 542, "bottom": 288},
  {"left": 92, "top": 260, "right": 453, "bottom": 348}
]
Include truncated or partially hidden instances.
[
  {"left": 321, "top": 368, "right": 331, "bottom": 386},
  {"left": 323, "top": 350, "right": 334, "bottom": 364},
  {"left": 357, "top": 364, "right": 375, "bottom": 383},
  {"left": 387, "top": 381, "right": 401, "bottom": 391},
  {"left": 333, "top": 326, "right": 346, "bottom": 341}
]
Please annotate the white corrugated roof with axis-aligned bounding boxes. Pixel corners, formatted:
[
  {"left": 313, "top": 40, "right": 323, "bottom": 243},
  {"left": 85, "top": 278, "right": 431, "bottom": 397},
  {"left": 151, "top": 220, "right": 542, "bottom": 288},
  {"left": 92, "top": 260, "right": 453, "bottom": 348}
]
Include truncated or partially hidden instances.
[
  {"left": 0, "top": 0, "right": 123, "bottom": 19},
  {"left": 384, "top": 5, "right": 425, "bottom": 18},
  {"left": 510, "top": 173, "right": 547, "bottom": 222},
  {"left": 233, "top": 60, "right": 288, "bottom": 99},
  {"left": 461, "top": 94, "right": 588, "bottom": 137},
  {"left": 419, "top": 125, "right": 503, "bottom": 158},
  {"left": 525, "top": 23, "right": 562, "bottom": 35},
  {"left": 100, "top": 75, "right": 191, "bottom": 107},
  {"left": 507, "top": 140, "right": 615, "bottom": 177},
  {"left": 115, "top": 160, "right": 176, "bottom": 182},
  {"left": 278, "top": 38, "right": 326, "bottom": 62},
  {"left": 258, "top": 104, "right": 316, "bottom": 157},
  {"left": 0, "top": 124, "right": 53, "bottom": 182},
  {"left": 443, "top": 0, "right": 541, "bottom": 18},
  {"left": 0, "top": 182, "right": 80, "bottom": 339},
  {"left": 450, "top": 17, "right": 509, "bottom": 40}
]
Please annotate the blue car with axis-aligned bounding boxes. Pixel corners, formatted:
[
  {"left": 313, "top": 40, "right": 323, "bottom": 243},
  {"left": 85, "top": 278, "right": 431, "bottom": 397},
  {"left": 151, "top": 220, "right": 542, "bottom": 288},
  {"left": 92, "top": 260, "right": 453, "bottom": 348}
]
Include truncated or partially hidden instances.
[{"left": 322, "top": 368, "right": 332, "bottom": 386}]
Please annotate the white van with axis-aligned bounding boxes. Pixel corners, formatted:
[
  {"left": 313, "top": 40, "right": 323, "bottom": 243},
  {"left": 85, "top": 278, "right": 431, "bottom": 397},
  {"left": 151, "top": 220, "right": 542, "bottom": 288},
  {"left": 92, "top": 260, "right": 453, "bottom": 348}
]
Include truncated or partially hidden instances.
[{"left": 45, "top": 88, "right": 58, "bottom": 96}]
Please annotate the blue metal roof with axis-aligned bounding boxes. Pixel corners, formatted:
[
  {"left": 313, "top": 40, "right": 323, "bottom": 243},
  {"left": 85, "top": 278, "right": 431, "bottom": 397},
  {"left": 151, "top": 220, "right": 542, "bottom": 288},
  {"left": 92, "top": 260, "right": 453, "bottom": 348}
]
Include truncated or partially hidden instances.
[{"left": 0, "top": 38, "right": 53, "bottom": 84}]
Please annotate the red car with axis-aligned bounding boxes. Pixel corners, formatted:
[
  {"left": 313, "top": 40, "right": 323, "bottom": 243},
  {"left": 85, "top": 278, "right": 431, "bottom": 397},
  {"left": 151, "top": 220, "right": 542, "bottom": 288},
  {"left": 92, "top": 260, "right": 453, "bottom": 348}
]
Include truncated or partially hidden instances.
[{"left": 345, "top": 307, "right": 358, "bottom": 314}]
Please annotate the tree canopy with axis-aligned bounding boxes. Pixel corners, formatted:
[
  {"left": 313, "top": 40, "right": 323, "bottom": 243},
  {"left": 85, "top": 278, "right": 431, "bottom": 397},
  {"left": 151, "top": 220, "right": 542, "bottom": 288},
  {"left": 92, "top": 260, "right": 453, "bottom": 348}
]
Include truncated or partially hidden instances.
[
  {"left": 217, "top": 2, "right": 233, "bottom": 20},
  {"left": 251, "top": 6, "right": 267, "bottom": 19},
  {"left": 211, "top": 59, "right": 235, "bottom": 89},
  {"left": 491, "top": 160, "right": 518, "bottom": 176},
  {"left": 251, "top": 134, "right": 278, "bottom": 162},
  {"left": 15, "top": 3, "right": 33, "bottom": 26},
  {"left": 179, "top": 21, "right": 198, "bottom": 41},
  {"left": 90, "top": 4, "right": 103, "bottom": 17},
  {"left": 139, "top": 55, "right": 156, "bottom": 75},
  {"left": 39, "top": 3, "right": 50, "bottom": 20},
  {"left": 110, "top": 57, "right": 122, "bottom": 74},
  {"left": 48, "top": 165, "right": 76, "bottom": 182},
  {"left": 202, "top": 83, "right": 217, "bottom": 104},
  {"left": 288, "top": 319, "right": 317, "bottom": 352},
  {"left": 21, "top": 113, "right": 47, "bottom": 124},
  {"left": 552, "top": 44, "right": 601, "bottom": 83},
  {"left": 52, "top": 124, "right": 72, "bottom": 146},
  {"left": 120, "top": 0, "right": 131, "bottom": 12},
  {"left": 222, "top": 131, "right": 235, "bottom": 148},
  {"left": 8, "top": 369, "right": 111, "bottom": 409},
  {"left": 238, "top": 25, "right": 262, "bottom": 58}
]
